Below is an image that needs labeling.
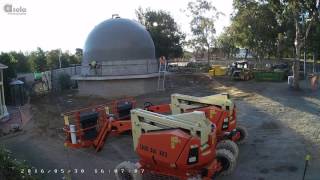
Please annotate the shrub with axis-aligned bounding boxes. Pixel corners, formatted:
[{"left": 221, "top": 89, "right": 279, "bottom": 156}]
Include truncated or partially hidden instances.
[
  {"left": 0, "top": 146, "right": 39, "bottom": 180},
  {"left": 58, "top": 73, "right": 72, "bottom": 90}
]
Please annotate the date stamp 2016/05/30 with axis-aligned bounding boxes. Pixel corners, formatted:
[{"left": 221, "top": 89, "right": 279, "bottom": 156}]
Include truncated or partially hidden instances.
[{"left": 20, "top": 168, "right": 144, "bottom": 176}]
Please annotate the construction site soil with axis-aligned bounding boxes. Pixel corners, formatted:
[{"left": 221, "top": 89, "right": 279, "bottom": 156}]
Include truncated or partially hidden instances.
[{"left": 1, "top": 73, "right": 320, "bottom": 180}]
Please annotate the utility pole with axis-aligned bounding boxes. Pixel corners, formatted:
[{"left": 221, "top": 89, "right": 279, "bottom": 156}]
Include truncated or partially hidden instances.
[
  {"left": 58, "top": 49, "right": 62, "bottom": 69},
  {"left": 303, "top": 15, "right": 306, "bottom": 80}
]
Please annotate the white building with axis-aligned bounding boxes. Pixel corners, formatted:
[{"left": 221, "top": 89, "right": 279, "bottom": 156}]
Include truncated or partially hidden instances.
[
  {"left": 0, "top": 63, "right": 9, "bottom": 120},
  {"left": 235, "top": 48, "right": 253, "bottom": 59}
]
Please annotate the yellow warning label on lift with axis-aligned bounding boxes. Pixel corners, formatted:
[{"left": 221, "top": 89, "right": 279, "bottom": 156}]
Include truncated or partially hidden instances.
[
  {"left": 305, "top": 154, "right": 311, "bottom": 161},
  {"left": 171, "top": 136, "right": 181, "bottom": 149},
  {"left": 64, "top": 116, "right": 69, "bottom": 125},
  {"left": 209, "top": 109, "right": 216, "bottom": 119}
]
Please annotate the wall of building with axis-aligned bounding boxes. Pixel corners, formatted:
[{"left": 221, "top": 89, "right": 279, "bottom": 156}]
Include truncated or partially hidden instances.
[
  {"left": 16, "top": 66, "right": 160, "bottom": 98},
  {"left": 81, "top": 59, "right": 158, "bottom": 76},
  {"left": 77, "top": 77, "right": 158, "bottom": 98}
]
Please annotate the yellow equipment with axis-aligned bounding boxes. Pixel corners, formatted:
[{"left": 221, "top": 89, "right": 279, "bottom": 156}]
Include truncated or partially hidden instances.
[{"left": 209, "top": 65, "right": 227, "bottom": 77}]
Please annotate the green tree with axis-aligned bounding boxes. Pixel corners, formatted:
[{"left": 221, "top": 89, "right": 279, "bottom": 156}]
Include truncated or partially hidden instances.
[
  {"left": 59, "top": 52, "right": 70, "bottom": 68},
  {"left": 186, "top": 0, "right": 222, "bottom": 63},
  {"left": 29, "top": 47, "right": 47, "bottom": 72},
  {"left": 9, "top": 51, "right": 30, "bottom": 73},
  {"left": 0, "top": 53, "right": 17, "bottom": 78},
  {"left": 46, "top": 49, "right": 61, "bottom": 69},
  {"left": 46, "top": 50, "right": 70, "bottom": 69},
  {"left": 136, "top": 8, "right": 185, "bottom": 59},
  {"left": 75, "top": 48, "right": 83, "bottom": 64},
  {"left": 69, "top": 55, "right": 80, "bottom": 65},
  {"left": 267, "top": 0, "right": 320, "bottom": 89},
  {"left": 226, "top": 1, "right": 279, "bottom": 60},
  {"left": 290, "top": 0, "right": 319, "bottom": 89},
  {"left": 307, "top": 22, "right": 320, "bottom": 72},
  {"left": 217, "top": 27, "right": 237, "bottom": 59}
]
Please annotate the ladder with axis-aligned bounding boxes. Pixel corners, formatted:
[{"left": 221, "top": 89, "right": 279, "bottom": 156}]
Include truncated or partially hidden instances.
[{"left": 157, "top": 62, "right": 167, "bottom": 91}]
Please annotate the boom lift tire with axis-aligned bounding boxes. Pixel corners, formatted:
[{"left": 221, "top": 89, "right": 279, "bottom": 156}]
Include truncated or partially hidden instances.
[
  {"left": 236, "top": 125, "right": 248, "bottom": 144},
  {"left": 216, "top": 149, "right": 236, "bottom": 176},
  {"left": 217, "top": 140, "right": 239, "bottom": 159},
  {"left": 115, "top": 161, "right": 142, "bottom": 180}
]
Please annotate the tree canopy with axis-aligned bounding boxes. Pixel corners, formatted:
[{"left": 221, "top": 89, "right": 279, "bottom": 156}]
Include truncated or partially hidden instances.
[
  {"left": 216, "top": 0, "right": 320, "bottom": 89},
  {"left": 186, "top": 0, "right": 222, "bottom": 63},
  {"left": 136, "top": 8, "right": 185, "bottom": 59},
  {"left": 0, "top": 48, "right": 82, "bottom": 74}
]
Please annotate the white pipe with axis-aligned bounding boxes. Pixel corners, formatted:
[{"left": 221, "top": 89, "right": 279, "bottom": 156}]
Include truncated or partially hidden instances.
[{"left": 69, "top": 125, "right": 77, "bottom": 144}]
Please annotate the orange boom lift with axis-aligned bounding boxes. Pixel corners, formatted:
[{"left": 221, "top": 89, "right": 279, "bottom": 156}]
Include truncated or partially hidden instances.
[
  {"left": 115, "top": 109, "right": 237, "bottom": 180},
  {"left": 144, "top": 93, "right": 248, "bottom": 158},
  {"left": 62, "top": 98, "right": 135, "bottom": 152}
]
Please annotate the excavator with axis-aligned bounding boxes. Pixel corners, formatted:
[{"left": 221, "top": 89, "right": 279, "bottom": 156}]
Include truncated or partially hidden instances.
[{"left": 115, "top": 109, "right": 238, "bottom": 180}]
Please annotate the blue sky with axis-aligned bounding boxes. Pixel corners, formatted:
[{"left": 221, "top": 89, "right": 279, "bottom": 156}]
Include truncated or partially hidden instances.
[{"left": 0, "top": 0, "right": 233, "bottom": 53}]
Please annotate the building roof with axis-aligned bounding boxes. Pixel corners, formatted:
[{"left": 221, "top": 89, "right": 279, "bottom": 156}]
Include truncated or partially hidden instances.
[
  {"left": 10, "top": 80, "right": 24, "bottom": 85},
  {"left": 82, "top": 18, "right": 156, "bottom": 64},
  {"left": 0, "top": 63, "right": 8, "bottom": 69}
]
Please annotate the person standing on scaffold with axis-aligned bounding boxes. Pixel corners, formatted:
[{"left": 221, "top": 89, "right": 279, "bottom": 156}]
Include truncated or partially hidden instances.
[{"left": 159, "top": 56, "right": 167, "bottom": 72}]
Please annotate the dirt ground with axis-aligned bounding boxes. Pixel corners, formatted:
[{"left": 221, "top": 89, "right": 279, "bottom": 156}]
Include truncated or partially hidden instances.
[{"left": 1, "top": 73, "right": 320, "bottom": 180}]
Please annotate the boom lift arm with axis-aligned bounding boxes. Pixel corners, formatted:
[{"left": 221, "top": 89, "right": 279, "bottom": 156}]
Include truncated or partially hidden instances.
[
  {"left": 144, "top": 93, "right": 246, "bottom": 144},
  {"left": 170, "top": 93, "right": 234, "bottom": 115},
  {"left": 131, "top": 109, "right": 213, "bottom": 150},
  {"left": 115, "top": 108, "right": 238, "bottom": 180}
]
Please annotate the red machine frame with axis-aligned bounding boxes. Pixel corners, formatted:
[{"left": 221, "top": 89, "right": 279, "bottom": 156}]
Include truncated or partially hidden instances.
[
  {"left": 115, "top": 109, "right": 237, "bottom": 180},
  {"left": 63, "top": 98, "right": 135, "bottom": 152},
  {"left": 145, "top": 102, "right": 241, "bottom": 142},
  {"left": 136, "top": 129, "right": 223, "bottom": 180}
]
